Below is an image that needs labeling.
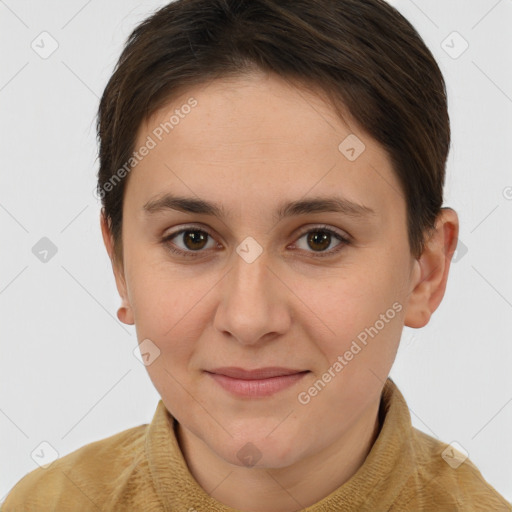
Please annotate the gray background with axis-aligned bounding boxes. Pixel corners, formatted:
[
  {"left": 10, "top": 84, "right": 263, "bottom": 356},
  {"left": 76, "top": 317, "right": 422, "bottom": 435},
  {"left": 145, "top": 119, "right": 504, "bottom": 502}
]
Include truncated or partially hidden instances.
[{"left": 1, "top": 0, "right": 511, "bottom": 503}]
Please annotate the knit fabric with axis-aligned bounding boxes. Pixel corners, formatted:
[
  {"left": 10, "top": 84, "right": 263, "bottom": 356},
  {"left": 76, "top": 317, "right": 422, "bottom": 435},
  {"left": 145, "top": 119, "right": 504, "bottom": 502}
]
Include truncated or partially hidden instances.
[{"left": 2, "top": 377, "right": 510, "bottom": 511}]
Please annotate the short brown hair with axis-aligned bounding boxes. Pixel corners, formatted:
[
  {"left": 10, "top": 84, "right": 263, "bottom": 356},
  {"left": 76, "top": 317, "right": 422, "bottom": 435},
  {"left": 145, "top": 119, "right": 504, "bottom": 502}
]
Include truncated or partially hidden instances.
[{"left": 96, "top": 0, "right": 450, "bottom": 265}]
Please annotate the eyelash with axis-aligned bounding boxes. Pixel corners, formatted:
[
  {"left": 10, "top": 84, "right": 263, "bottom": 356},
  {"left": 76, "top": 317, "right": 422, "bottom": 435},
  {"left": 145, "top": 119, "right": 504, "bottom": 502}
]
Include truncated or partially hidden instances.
[{"left": 160, "top": 224, "right": 351, "bottom": 259}]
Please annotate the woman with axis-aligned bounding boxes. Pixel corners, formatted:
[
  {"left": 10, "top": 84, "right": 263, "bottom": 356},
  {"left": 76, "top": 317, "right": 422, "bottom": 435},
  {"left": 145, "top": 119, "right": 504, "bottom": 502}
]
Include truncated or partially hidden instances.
[{"left": 3, "top": 0, "right": 510, "bottom": 510}]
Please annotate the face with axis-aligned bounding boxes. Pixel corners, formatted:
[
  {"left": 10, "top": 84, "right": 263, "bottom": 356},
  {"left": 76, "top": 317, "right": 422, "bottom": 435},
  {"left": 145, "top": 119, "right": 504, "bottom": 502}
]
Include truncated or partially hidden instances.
[{"left": 110, "top": 71, "right": 421, "bottom": 468}]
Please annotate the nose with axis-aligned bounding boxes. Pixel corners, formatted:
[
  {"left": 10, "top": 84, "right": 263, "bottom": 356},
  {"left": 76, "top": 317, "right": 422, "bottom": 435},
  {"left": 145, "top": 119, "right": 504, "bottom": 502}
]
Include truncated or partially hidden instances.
[{"left": 213, "top": 248, "right": 291, "bottom": 346}]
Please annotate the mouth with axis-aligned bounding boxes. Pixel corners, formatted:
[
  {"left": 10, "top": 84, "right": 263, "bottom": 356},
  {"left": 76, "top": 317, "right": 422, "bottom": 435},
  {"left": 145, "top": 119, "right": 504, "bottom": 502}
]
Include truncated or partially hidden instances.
[{"left": 204, "top": 367, "right": 310, "bottom": 397}]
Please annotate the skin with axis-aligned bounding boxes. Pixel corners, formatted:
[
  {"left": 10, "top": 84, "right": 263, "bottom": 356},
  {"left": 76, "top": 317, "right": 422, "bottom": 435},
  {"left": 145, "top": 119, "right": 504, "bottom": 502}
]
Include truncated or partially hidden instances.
[{"left": 101, "top": 70, "right": 459, "bottom": 512}]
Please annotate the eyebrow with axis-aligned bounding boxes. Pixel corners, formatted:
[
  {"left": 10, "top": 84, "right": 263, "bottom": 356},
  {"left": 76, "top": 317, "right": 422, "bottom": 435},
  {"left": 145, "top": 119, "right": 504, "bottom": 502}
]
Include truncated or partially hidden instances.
[{"left": 142, "top": 193, "right": 376, "bottom": 222}]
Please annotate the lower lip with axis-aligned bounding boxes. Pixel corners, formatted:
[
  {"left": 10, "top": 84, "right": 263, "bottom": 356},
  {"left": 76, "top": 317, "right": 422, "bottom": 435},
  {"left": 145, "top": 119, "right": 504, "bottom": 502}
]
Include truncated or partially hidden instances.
[{"left": 206, "top": 371, "right": 309, "bottom": 397}]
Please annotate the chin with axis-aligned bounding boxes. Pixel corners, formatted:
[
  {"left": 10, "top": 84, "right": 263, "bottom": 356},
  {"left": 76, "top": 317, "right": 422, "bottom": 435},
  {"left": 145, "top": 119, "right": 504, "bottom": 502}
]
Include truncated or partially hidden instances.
[{"left": 214, "top": 432, "right": 303, "bottom": 470}]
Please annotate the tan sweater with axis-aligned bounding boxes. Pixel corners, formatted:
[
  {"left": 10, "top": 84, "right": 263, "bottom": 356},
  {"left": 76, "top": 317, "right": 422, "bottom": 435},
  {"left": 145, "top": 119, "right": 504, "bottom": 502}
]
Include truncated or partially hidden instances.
[{"left": 2, "top": 377, "right": 510, "bottom": 511}]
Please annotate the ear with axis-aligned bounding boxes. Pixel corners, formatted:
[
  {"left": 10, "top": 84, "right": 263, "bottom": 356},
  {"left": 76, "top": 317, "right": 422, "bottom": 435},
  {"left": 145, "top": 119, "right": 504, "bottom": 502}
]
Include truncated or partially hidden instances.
[
  {"left": 100, "top": 209, "right": 134, "bottom": 325},
  {"left": 404, "top": 207, "right": 459, "bottom": 328}
]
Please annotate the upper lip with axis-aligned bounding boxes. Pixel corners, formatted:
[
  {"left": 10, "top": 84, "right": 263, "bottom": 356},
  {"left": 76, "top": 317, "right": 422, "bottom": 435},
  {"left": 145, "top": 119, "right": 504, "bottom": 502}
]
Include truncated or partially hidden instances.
[{"left": 206, "top": 367, "right": 308, "bottom": 380}]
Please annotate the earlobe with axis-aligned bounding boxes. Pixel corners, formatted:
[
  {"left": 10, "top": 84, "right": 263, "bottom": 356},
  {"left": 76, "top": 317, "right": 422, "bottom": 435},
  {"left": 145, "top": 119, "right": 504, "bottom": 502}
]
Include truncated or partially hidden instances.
[
  {"left": 403, "top": 259, "right": 429, "bottom": 328},
  {"left": 117, "top": 305, "right": 135, "bottom": 325},
  {"left": 100, "top": 209, "right": 135, "bottom": 326},
  {"left": 403, "top": 208, "right": 459, "bottom": 329}
]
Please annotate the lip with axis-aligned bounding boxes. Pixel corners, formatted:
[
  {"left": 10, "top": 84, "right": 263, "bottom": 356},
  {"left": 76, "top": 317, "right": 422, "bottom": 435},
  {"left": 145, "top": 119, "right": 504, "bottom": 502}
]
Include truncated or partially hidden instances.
[
  {"left": 205, "top": 367, "right": 310, "bottom": 397},
  {"left": 208, "top": 366, "right": 307, "bottom": 379}
]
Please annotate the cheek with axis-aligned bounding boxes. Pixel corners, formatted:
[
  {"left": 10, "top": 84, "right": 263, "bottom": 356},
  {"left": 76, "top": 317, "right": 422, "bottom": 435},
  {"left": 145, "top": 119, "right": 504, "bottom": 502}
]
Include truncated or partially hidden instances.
[
  {"left": 127, "top": 254, "right": 196, "bottom": 329},
  {"left": 297, "top": 265, "right": 405, "bottom": 367},
  {"left": 127, "top": 264, "right": 213, "bottom": 364}
]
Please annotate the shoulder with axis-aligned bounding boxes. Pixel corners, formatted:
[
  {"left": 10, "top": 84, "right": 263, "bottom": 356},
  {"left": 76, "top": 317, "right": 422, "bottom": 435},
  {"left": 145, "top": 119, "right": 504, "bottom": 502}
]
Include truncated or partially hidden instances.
[
  {"left": 1, "top": 423, "right": 148, "bottom": 512},
  {"left": 394, "top": 427, "right": 511, "bottom": 511}
]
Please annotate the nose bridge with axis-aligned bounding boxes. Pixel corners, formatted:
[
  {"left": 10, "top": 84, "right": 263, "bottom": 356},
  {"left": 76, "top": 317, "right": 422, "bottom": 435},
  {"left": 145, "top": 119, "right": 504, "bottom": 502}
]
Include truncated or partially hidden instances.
[
  {"left": 214, "top": 243, "right": 288, "bottom": 345},
  {"left": 232, "top": 246, "right": 269, "bottom": 301}
]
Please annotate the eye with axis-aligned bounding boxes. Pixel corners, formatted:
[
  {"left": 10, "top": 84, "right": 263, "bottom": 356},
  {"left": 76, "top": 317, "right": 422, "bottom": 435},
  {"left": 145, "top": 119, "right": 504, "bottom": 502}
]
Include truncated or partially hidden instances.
[
  {"left": 291, "top": 225, "right": 350, "bottom": 257},
  {"left": 161, "top": 224, "right": 350, "bottom": 258},
  {"left": 161, "top": 226, "right": 218, "bottom": 257}
]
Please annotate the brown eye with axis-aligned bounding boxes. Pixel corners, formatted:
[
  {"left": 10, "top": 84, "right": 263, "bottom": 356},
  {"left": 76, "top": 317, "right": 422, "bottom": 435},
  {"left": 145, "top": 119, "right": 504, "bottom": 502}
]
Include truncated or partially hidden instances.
[
  {"left": 293, "top": 226, "right": 350, "bottom": 257},
  {"left": 181, "top": 230, "right": 209, "bottom": 251},
  {"left": 306, "top": 231, "right": 332, "bottom": 252},
  {"left": 162, "top": 227, "right": 216, "bottom": 257}
]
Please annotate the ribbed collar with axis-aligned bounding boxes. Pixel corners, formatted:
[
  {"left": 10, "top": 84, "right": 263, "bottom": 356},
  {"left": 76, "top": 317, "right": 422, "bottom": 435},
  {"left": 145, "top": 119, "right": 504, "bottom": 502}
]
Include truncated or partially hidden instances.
[{"left": 145, "top": 376, "right": 415, "bottom": 511}]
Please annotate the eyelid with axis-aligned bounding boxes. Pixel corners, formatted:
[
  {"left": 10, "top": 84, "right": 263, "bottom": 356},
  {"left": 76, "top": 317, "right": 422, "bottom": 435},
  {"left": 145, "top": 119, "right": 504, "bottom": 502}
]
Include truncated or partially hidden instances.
[
  {"left": 163, "top": 223, "right": 215, "bottom": 238},
  {"left": 293, "top": 223, "right": 350, "bottom": 242}
]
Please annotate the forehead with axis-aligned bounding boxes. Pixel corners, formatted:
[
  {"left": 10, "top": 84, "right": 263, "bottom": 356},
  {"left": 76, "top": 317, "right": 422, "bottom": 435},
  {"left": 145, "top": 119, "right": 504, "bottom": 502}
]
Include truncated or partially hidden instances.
[
  {"left": 128, "top": 73, "right": 404, "bottom": 222},
  {"left": 142, "top": 73, "right": 369, "bottom": 159}
]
